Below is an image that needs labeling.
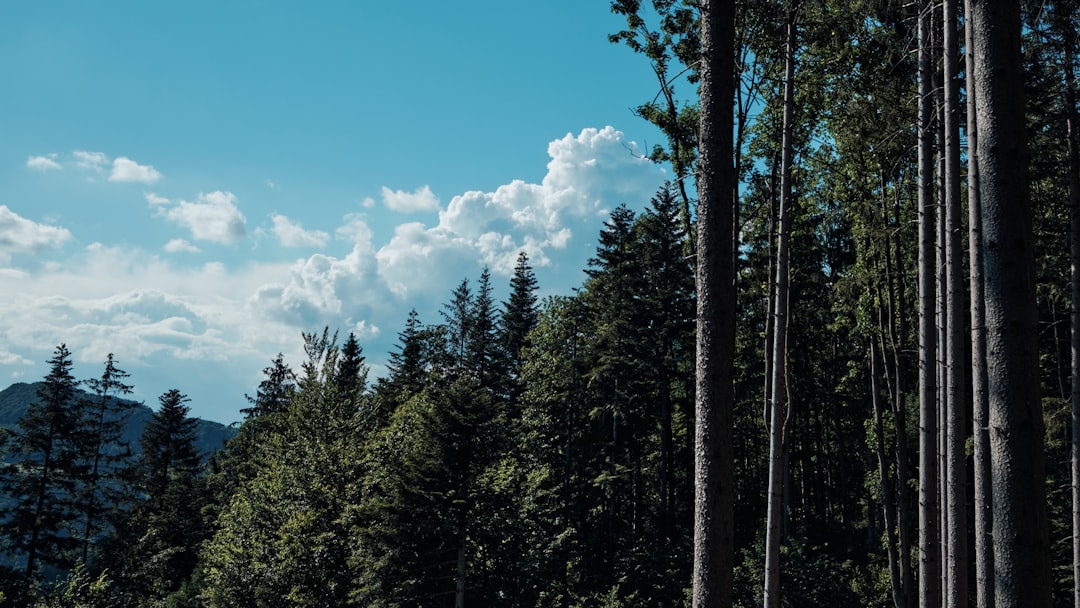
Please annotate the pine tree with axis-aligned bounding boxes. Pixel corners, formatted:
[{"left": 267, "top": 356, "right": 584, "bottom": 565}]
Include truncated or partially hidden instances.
[
  {"left": 75, "top": 354, "right": 136, "bottom": 567},
  {"left": 501, "top": 251, "right": 539, "bottom": 374},
  {"left": 241, "top": 353, "right": 296, "bottom": 420},
  {"left": 117, "top": 389, "right": 204, "bottom": 602},
  {"left": 971, "top": 0, "right": 1052, "bottom": 604},
  {"left": 337, "top": 332, "right": 367, "bottom": 401},
  {"left": 0, "top": 344, "right": 84, "bottom": 587},
  {"left": 693, "top": 0, "right": 736, "bottom": 605}
]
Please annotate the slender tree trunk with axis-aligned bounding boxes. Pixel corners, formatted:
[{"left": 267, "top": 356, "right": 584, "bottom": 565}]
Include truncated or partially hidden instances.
[
  {"left": 943, "top": 1, "right": 969, "bottom": 605},
  {"left": 1065, "top": 26, "right": 1080, "bottom": 608},
  {"left": 917, "top": 1, "right": 940, "bottom": 605},
  {"left": 24, "top": 427, "right": 54, "bottom": 580},
  {"left": 762, "top": 9, "right": 797, "bottom": 608},
  {"left": 885, "top": 187, "right": 913, "bottom": 608},
  {"left": 971, "top": 1, "right": 1052, "bottom": 605},
  {"left": 965, "top": 0, "right": 992, "bottom": 605},
  {"left": 692, "top": 0, "right": 736, "bottom": 605},
  {"left": 931, "top": 3, "right": 952, "bottom": 598},
  {"left": 455, "top": 538, "right": 465, "bottom": 608},
  {"left": 871, "top": 332, "right": 905, "bottom": 608}
]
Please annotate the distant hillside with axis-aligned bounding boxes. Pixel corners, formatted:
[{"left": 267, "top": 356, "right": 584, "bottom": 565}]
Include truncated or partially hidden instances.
[{"left": 0, "top": 382, "right": 236, "bottom": 459}]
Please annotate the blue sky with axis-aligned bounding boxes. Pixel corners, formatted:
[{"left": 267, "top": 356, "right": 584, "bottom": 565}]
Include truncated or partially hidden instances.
[{"left": 0, "top": 1, "right": 676, "bottom": 424}]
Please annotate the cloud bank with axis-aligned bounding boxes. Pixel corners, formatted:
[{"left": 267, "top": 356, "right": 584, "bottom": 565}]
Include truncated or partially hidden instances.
[{"left": 1, "top": 127, "right": 663, "bottom": 423}]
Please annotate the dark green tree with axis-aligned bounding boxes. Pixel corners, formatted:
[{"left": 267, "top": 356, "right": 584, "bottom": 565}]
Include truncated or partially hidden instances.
[
  {"left": 75, "top": 353, "right": 136, "bottom": 567},
  {"left": 240, "top": 352, "right": 296, "bottom": 420},
  {"left": 0, "top": 344, "right": 84, "bottom": 589},
  {"left": 337, "top": 332, "right": 367, "bottom": 400},
  {"left": 114, "top": 389, "right": 205, "bottom": 604},
  {"left": 501, "top": 251, "right": 540, "bottom": 374}
]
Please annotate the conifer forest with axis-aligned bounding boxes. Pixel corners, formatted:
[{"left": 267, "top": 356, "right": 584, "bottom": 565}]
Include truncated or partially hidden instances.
[{"left": 3, "top": 0, "right": 1080, "bottom": 606}]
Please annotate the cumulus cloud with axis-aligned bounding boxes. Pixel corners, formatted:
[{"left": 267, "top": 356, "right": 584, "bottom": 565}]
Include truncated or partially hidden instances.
[
  {"left": 158, "top": 191, "right": 247, "bottom": 244},
  {"left": 164, "top": 238, "right": 200, "bottom": 254},
  {"left": 375, "top": 126, "right": 663, "bottom": 294},
  {"left": 270, "top": 214, "right": 329, "bottom": 248},
  {"left": 27, "top": 154, "right": 61, "bottom": 171},
  {"left": 110, "top": 157, "right": 162, "bottom": 184},
  {"left": 251, "top": 239, "right": 383, "bottom": 334},
  {"left": 0, "top": 205, "right": 73, "bottom": 256},
  {"left": 381, "top": 185, "right": 440, "bottom": 213}
]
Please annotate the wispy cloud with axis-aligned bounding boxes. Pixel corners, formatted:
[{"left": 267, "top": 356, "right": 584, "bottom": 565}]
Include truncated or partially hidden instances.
[
  {"left": 110, "top": 157, "right": 162, "bottom": 184},
  {"left": 73, "top": 150, "right": 109, "bottom": 173},
  {"left": 159, "top": 191, "right": 247, "bottom": 244},
  {"left": 381, "top": 185, "right": 440, "bottom": 213},
  {"left": 26, "top": 154, "right": 61, "bottom": 172},
  {"left": 164, "top": 238, "right": 200, "bottom": 254},
  {"left": 269, "top": 214, "right": 329, "bottom": 248},
  {"left": 144, "top": 192, "right": 170, "bottom": 206}
]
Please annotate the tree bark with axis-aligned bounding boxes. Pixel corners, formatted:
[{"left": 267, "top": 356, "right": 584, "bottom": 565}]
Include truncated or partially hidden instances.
[
  {"left": 942, "top": 1, "right": 968, "bottom": 605},
  {"left": 762, "top": 8, "right": 797, "bottom": 608},
  {"left": 692, "top": 0, "right": 736, "bottom": 605},
  {"left": 916, "top": 0, "right": 940, "bottom": 605},
  {"left": 971, "top": 1, "right": 1052, "bottom": 605},
  {"left": 965, "top": 0, "right": 992, "bottom": 605},
  {"left": 1065, "top": 23, "right": 1080, "bottom": 608}
]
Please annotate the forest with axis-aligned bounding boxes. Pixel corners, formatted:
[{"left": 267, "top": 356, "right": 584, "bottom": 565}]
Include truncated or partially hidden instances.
[{"left": 0, "top": 0, "right": 1077, "bottom": 606}]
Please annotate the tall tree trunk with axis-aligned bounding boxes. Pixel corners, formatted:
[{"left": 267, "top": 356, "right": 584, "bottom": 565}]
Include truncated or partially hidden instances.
[
  {"left": 762, "top": 8, "right": 797, "bottom": 608},
  {"left": 965, "top": 0, "right": 992, "bottom": 605},
  {"left": 871, "top": 329, "right": 904, "bottom": 608},
  {"left": 692, "top": 0, "right": 736, "bottom": 605},
  {"left": 885, "top": 186, "right": 913, "bottom": 607},
  {"left": 971, "top": 1, "right": 1052, "bottom": 605},
  {"left": 1065, "top": 24, "right": 1080, "bottom": 608},
  {"left": 455, "top": 538, "right": 466, "bottom": 608},
  {"left": 916, "top": 0, "right": 940, "bottom": 605},
  {"left": 942, "top": 1, "right": 968, "bottom": 605}
]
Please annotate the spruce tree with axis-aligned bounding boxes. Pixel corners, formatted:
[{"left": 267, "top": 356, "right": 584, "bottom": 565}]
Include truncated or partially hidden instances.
[
  {"left": 116, "top": 390, "right": 204, "bottom": 603},
  {"left": 0, "top": 344, "right": 84, "bottom": 586},
  {"left": 75, "top": 354, "right": 136, "bottom": 567},
  {"left": 337, "top": 331, "right": 367, "bottom": 400},
  {"left": 501, "top": 251, "right": 540, "bottom": 377}
]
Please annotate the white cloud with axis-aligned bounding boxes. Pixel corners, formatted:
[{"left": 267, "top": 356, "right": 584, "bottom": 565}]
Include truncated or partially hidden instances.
[
  {"left": 375, "top": 126, "right": 663, "bottom": 294},
  {"left": 0, "top": 205, "right": 73, "bottom": 256},
  {"left": 360, "top": 197, "right": 376, "bottom": 209},
  {"left": 164, "top": 238, "right": 200, "bottom": 254},
  {"left": 381, "top": 185, "right": 440, "bottom": 213},
  {"left": 250, "top": 238, "right": 384, "bottom": 333},
  {"left": 145, "top": 192, "right": 170, "bottom": 206},
  {"left": 26, "top": 154, "right": 61, "bottom": 171},
  {"left": 0, "top": 126, "right": 663, "bottom": 425},
  {"left": 159, "top": 191, "right": 247, "bottom": 244},
  {"left": 270, "top": 214, "right": 329, "bottom": 248},
  {"left": 73, "top": 150, "right": 109, "bottom": 173},
  {"left": 110, "top": 157, "right": 162, "bottom": 184},
  {"left": 0, "top": 243, "right": 304, "bottom": 422}
]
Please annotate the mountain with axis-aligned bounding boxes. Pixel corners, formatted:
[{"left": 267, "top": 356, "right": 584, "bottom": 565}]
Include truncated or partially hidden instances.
[{"left": 0, "top": 382, "right": 236, "bottom": 459}]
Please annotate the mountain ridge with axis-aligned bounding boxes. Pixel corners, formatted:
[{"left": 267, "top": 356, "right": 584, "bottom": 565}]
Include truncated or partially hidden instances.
[{"left": 0, "top": 382, "right": 236, "bottom": 459}]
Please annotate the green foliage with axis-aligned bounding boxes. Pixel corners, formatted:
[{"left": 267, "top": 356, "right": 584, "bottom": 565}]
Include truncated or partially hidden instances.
[{"left": 31, "top": 564, "right": 115, "bottom": 608}]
